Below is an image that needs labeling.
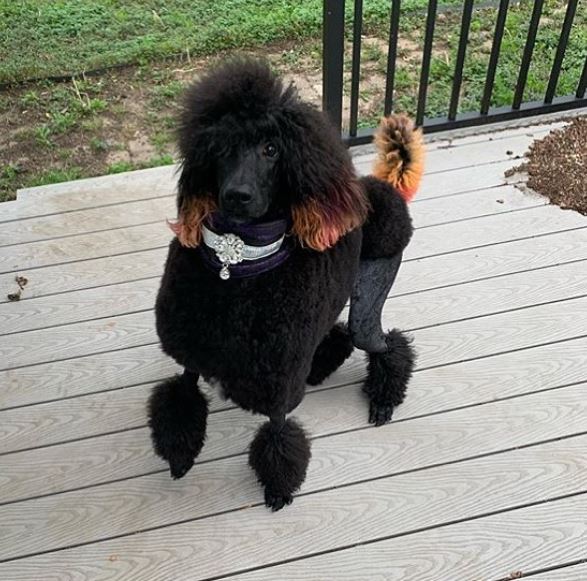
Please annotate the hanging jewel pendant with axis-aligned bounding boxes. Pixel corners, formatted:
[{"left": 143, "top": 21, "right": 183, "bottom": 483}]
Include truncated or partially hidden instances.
[{"left": 219, "top": 263, "right": 231, "bottom": 280}]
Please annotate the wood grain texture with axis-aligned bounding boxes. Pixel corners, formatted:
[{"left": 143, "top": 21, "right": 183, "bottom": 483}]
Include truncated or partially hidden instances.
[
  {"left": 1, "top": 330, "right": 584, "bottom": 504},
  {"left": 394, "top": 227, "right": 587, "bottom": 297},
  {"left": 0, "top": 180, "right": 543, "bottom": 248},
  {"left": 3, "top": 294, "right": 587, "bottom": 445},
  {"left": 15, "top": 164, "right": 177, "bottom": 201},
  {"left": 355, "top": 131, "right": 549, "bottom": 177},
  {"left": 0, "top": 343, "right": 178, "bottom": 410},
  {"left": 220, "top": 498, "right": 587, "bottom": 581},
  {"left": 2, "top": 288, "right": 583, "bottom": 412},
  {"left": 0, "top": 197, "right": 175, "bottom": 247},
  {"left": 0, "top": 165, "right": 175, "bottom": 224},
  {"left": 0, "top": 278, "right": 159, "bottom": 335},
  {"left": 0, "top": 222, "right": 171, "bottom": 275},
  {"left": 0, "top": 247, "right": 167, "bottom": 304},
  {"left": 3, "top": 275, "right": 586, "bottom": 372},
  {"left": 2, "top": 120, "right": 584, "bottom": 578},
  {"left": 0, "top": 189, "right": 585, "bottom": 275},
  {"left": 1, "top": 194, "right": 584, "bottom": 282},
  {"left": 1, "top": 256, "right": 585, "bottom": 414},
  {"left": 422, "top": 121, "right": 564, "bottom": 149},
  {"left": 383, "top": 260, "right": 587, "bottom": 331},
  {"left": 0, "top": 310, "right": 158, "bottom": 370},
  {"left": 404, "top": 205, "right": 586, "bottom": 262},
  {"left": 1, "top": 431, "right": 584, "bottom": 579},
  {"left": 0, "top": 384, "right": 585, "bottom": 561},
  {"left": 2, "top": 225, "right": 585, "bottom": 307},
  {"left": 2, "top": 295, "right": 586, "bottom": 450},
  {"left": 0, "top": 364, "right": 364, "bottom": 453},
  {"left": 354, "top": 129, "right": 549, "bottom": 174},
  {"left": 3, "top": 236, "right": 583, "bottom": 341},
  {"left": 411, "top": 185, "right": 546, "bottom": 229}
]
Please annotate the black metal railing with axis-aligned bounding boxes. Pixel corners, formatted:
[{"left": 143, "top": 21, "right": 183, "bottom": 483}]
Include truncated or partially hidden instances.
[{"left": 323, "top": 0, "right": 587, "bottom": 144}]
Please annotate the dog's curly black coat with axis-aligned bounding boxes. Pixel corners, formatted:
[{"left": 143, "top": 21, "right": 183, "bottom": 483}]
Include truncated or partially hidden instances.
[{"left": 148, "top": 58, "right": 421, "bottom": 510}]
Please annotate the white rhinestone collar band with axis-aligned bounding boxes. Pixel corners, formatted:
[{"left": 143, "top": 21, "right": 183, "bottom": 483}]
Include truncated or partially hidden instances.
[{"left": 201, "top": 224, "right": 285, "bottom": 280}]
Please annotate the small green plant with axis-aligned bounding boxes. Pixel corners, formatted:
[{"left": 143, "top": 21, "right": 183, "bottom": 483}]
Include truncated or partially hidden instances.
[
  {"left": 362, "top": 43, "right": 385, "bottom": 64},
  {"left": 107, "top": 161, "right": 134, "bottom": 174},
  {"left": 86, "top": 98, "right": 107, "bottom": 114},
  {"left": 51, "top": 111, "right": 77, "bottom": 134},
  {"left": 150, "top": 80, "right": 185, "bottom": 109},
  {"left": 35, "top": 125, "right": 53, "bottom": 148},
  {"left": 145, "top": 153, "right": 174, "bottom": 167},
  {"left": 1, "top": 164, "right": 18, "bottom": 180},
  {"left": 90, "top": 137, "right": 109, "bottom": 152},
  {"left": 81, "top": 117, "right": 103, "bottom": 132},
  {"left": 29, "top": 167, "right": 84, "bottom": 187},
  {"left": 20, "top": 90, "right": 40, "bottom": 108},
  {"left": 150, "top": 131, "right": 172, "bottom": 153}
]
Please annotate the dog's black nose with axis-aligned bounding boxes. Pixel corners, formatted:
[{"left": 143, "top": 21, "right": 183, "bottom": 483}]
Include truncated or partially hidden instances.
[{"left": 224, "top": 188, "right": 253, "bottom": 206}]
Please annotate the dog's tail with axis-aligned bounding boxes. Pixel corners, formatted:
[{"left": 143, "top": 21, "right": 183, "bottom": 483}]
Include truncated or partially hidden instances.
[{"left": 371, "top": 114, "right": 425, "bottom": 202}]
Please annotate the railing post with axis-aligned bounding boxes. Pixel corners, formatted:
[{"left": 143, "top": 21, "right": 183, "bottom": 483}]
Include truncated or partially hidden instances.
[{"left": 323, "top": 0, "right": 345, "bottom": 131}]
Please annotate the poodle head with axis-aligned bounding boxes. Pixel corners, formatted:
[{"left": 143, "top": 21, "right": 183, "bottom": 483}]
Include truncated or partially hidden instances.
[{"left": 172, "top": 57, "right": 368, "bottom": 251}]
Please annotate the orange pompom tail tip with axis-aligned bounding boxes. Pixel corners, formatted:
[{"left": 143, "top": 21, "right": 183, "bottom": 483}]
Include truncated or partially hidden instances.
[{"left": 372, "top": 114, "right": 425, "bottom": 202}]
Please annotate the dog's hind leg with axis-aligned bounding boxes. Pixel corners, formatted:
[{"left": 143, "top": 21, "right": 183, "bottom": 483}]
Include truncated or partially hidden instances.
[
  {"left": 249, "top": 413, "right": 311, "bottom": 511},
  {"left": 147, "top": 369, "right": 208, "bottom": 479},
  {"left": 363, "top": 329, "right": 415, "bottom": 426},
  {"left": 306, "top": 323, "right": 354, "bottom": 386},
  {"left": 349, "top": 252, "right": 416, "bottom": 426}
]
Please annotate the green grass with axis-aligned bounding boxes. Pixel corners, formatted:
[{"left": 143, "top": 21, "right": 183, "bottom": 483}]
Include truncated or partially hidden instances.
[
  {"left": 107, "top": 154, "right": 174, "bottom": 174},
  {"left": 357, "top": 0, "right": 587, "bottom": 120},
  {"left": 0, "top": 0, "right": 320, "bottom": 83},
  {"left": 28, "top": 167, "right": 85, "bottom": 187},
  {"left": 1, "top": 0, "right": 450, "bottom": 84}
]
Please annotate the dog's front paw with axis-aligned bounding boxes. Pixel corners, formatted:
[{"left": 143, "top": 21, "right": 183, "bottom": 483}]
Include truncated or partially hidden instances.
[
  {"left": 368, "top": 401, "right": 394, "bottom": 426},
  {"left": 169, "top": 454, "right": 195, "bottom": 480},
  {"left": 265, "top": 490, "right": 293, "bottom": 512}
]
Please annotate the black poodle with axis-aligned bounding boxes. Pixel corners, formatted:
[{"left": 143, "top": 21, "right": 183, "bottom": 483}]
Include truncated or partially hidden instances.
[{"left": 148, "top": 58, "right": 424, "bottom": 511}]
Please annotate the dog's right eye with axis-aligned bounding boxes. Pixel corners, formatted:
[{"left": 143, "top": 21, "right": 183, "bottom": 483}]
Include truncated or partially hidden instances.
[{"left": 263, "top": 143, "right": 278, "bottom": 158}]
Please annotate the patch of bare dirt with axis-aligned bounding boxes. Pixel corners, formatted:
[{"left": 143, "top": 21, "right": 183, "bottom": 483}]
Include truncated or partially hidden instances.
[{"left": 506, "top": 117, "right": 587, "bottom": 215}]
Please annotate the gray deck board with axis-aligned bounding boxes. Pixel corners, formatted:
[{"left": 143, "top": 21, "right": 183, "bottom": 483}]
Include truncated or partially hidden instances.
[
  {"left": 1, "top": 434, "right": 585, "bottom": 579},
  {"left": 1, "top": 387, "right": 585, "bottom": 561},
  {"left": 2, "top": 244, "right": 583, "bottom": 337},
  {"left": 0, "top": 120, "right": 585, "bottom": 580},
  {"left": 219, "top": 497, "right": 587, "bottom": 581},
  {"left": 2, "top": 226, "right": 585, "bottom": 306},
  {"left": 0, "top": 182, "right": 546, "bottom": 247},
  {"left": 2, "top": 298, "right": 586, "bottom": 503}
]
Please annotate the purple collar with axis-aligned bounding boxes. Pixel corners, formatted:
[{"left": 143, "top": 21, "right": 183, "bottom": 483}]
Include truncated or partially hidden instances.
[{"left": 198, "top": 213, "right": 293, "bottom": 279}]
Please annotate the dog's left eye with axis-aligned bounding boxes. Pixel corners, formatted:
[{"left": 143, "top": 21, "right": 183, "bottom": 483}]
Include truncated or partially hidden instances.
[{"left": 263, "top": 143, "right": 278, "bottom": 158}]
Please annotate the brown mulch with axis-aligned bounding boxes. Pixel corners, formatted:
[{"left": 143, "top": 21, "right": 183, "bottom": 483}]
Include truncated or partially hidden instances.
[{"left": 506, "top": 117, "right": 587, "bottom": 215}]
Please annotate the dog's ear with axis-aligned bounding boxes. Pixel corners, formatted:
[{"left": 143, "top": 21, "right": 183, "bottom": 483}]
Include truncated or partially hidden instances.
[
  {"left": 170, "top": 75, "right": 221, "bottom": 248},
  {"left": 281, "top": 104, "right": 369, "bottom": 251},
  {"left": 291, "top": 178, "right": 367, "bottom": 251},
  {"left": 168, "top": 163, "right": 217, "bottom": 248}
]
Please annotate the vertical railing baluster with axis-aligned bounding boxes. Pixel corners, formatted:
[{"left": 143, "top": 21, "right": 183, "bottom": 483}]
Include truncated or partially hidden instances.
[
  {"left": 384, "top": 0, "right": 402, "bottom": 116},
  {"left": 323, "top": 0, "right": 346, "bottom": 130},
  {"left": 480, "top": 0, "right": 510, "bottom": 115},
  {"left": 512, "top": 0, "right": 544, "bottom": 110},
  {"left": 349, "top": 0, "right": 363, "bottom": 137},
  {"left": 577, "top": 56, "right": 587, "bottom": 99},
  {"left": 416, "top": 0, "right": 438, "bottom": 126},
  {"left": 545, "top": 0, "right": 579, "bottom": 104},
  {"left": 449, "top": 0, "right": 475, "bottom": 120}
]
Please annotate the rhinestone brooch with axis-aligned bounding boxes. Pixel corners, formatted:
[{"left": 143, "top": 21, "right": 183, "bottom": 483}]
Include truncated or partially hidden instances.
[{"left": 212, "top": 233, "right": 245, "bottom": 280}]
